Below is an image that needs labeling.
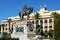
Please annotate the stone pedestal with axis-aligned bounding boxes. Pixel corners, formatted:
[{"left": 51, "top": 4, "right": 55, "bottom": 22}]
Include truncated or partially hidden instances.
[{"left": 11, "top": 21, "right": 31, "bottom": 40}]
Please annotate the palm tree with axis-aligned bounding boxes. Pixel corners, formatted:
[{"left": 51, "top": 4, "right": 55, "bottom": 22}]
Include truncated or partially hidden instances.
[
  {"left": 34, "top": 12, "right": 40, "bottom": 34},
  {"left": 7, "top": 19, "right": 12, "bottom": 33},
  {"left": 35, "top": 12, "right": 40, "bottom": 19},
  {"left": 34, "top": 12, "right": 43, "bottom": 40}
]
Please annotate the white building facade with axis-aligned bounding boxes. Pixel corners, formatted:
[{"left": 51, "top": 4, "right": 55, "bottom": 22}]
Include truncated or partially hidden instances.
[{"left": 1, "top": 7, "right": 58, "bottom": 33}]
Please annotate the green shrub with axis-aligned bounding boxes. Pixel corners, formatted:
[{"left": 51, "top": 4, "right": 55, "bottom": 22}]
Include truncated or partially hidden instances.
[{"left": 11, "top": 38, "right": 19, "bottom": 40}]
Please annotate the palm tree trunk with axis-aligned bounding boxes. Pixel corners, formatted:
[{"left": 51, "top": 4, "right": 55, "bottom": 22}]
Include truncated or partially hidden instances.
[
  {"left": 3, "top": 27, "right": 4, "bottom": 33},
  {"left": 36, "top": 19, "right": 39, "bottom": 35},
  {"left": 9, "top": 22, "right": 10, "bottom": 32}
]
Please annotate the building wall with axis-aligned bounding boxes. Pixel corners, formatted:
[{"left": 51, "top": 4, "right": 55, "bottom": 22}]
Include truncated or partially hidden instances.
[{"left": 1, "top": 7, "right": 55, "bottom": 34}]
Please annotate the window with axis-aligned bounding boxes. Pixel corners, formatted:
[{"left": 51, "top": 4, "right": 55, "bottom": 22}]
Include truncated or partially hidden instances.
[
  {"left": 40, "top": 20, "right": 43, "bottom": 23},
  {"left": 45, "top": 20, "right": 47, "bottom": 23},
  {"left": 45, "top": 26, "right": 47, "bottom": 28},
  {"left": 49, "top": 19, "right": 52, "bottom": 23},
  {"left": 49, "top": 26, "right": 52, "bottom": 28},
  {"left": 32, "top": 20, "right": 34, "bottom": 24},
  {"left": 45, "top": 30, "right": 47, "bottom": 33},
  {"left": 36, "top": 20, "right": 39, "bottom": 23},
  {"left": 6, "top": 28, "right": 7, "bottom": 31},
  {"left": 3, "top": 27, "right": 4, "bottom": 30}
]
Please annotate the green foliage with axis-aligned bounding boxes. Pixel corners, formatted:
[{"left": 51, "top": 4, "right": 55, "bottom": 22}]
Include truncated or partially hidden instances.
[
  {"left": 34, "top": 12, "right": 40, "bottom": 35},
  {"left": 11, "top": 38, "right": 19, "bottom": 40},
  {"left": 48, "top": 30, "right": 53, "bottom": 38},
  {"left": 7, "top": 19, "right": 12, "bottom": 22},
  {"left": 0, "top": 32, "right": 11, "bottom": 40},
  {"left": 0, "top": 32, "right": 19, "bottom": 40},
  {"left": 40, "top": 29, "right": 45, "bottom": 36},
  {"left": 35, "top": 12, "right": 40, "bottom": 19},
  {"left": 44, "top": 33, "right": 48, "bottom": 38},
  {"left": 1, "top": 24, "right": 5, "bottom": 28},
  {"left": 0, "top": 38, "right": 19, "bottom": 40},
  {"left": 52, "top": 12, "right": 60, "bottom": 40}
]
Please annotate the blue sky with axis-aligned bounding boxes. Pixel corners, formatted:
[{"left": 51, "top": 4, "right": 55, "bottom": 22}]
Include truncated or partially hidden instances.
[{"left": 0, "top": 0, "right": 60, "bottom": 23}]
